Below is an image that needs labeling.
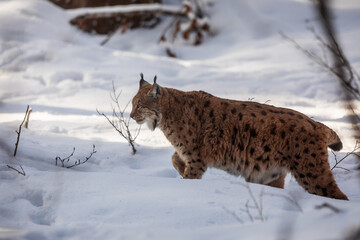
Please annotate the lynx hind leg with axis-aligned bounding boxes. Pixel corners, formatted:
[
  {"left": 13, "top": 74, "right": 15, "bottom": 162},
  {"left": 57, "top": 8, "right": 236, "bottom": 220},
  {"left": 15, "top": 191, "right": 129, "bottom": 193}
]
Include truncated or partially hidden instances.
[
  {"left": 172, "top": 152, "right": 185, "bottom": 177},
  {"left": 289, "top": 150, "right": 348, "bottom": 200},
  {"left": 267, "top": 174, "right": 286, "bottom": 189}
]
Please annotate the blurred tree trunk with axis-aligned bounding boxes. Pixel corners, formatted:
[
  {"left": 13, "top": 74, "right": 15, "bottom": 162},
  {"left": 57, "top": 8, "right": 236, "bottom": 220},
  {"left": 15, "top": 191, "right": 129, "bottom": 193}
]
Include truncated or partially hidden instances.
[
  {"left": 48, "top": 0, "right": 161, "bottom": 9},
  {"left": 314, "top": 0, "right": 360, "bottom": 141}
]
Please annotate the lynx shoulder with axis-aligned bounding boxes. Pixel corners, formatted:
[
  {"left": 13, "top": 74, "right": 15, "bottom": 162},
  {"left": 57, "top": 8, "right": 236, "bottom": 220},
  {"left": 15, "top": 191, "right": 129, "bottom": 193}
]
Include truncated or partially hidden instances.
[{"left": 130, "top": 74, "right": 348, "bottom": 200}]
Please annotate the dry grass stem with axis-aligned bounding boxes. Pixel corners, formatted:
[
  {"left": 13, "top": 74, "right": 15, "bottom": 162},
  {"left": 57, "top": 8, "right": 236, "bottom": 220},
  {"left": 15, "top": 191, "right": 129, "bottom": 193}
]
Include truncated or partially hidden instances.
[{"left": 97, "top": 81, "right": 141, "bottom": 154}]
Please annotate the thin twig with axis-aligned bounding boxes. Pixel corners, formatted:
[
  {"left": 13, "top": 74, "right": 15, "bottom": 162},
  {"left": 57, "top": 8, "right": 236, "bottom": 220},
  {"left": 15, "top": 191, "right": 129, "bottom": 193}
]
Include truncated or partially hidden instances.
[
  {"left": 55, "top": 145, "right": 96, "bottom": 169},
  {"left": 280, "top": 30, "right": 360, "bottom": 100},
  {"left": 233, "top": 182, "right": 265, "bottom": 222},
  {"left": 8, "top": 105, "right": 30, "bottom": 176},
  {"left": 56, "top": 147, "right": 75, "bottom": 167},
  {"left": 25, "top": 108, "right": 32, "bottom": 129},
  {"left": 264, "top": 100, "right": 271, "bottom": 104},
  {"left": 97, "top": 82, "right": 141, "bottom": 154},
  {"left": 248, "top": 185, "right": 264, "bottom": 222},
  {"left": 222, "top": 206, "right": 244, "bottom": 223},
  {"left": 331, "top": 140, "right": 359, "bottom": 171},
  {"left": 14, "top": 105, "right": 30, "bottom": 157},
  {"left": 6, "top": 165, "right": 26, "bottom": 176},
  {"left": 67, "top": 145, "right": 97, "bottom": 168},
  {"left": 240, "top": 200, "right": 254, "bottom": 222},
  {"left": 97, "top": 110, "right": 129, "bottom": 140}
]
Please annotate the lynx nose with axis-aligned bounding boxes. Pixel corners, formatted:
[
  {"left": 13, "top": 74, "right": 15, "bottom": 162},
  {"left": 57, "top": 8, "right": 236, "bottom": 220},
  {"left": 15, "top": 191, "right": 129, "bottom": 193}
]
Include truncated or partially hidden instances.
[{"left": 130, "top": 111, "right": 135, "bottom": 119}]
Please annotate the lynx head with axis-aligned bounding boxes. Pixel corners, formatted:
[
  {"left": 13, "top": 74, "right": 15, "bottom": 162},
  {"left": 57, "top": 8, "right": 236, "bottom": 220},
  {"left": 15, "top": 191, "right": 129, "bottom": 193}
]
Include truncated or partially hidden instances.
[{"left": 130, "top": 73, "right": 162, "bottom": 131}]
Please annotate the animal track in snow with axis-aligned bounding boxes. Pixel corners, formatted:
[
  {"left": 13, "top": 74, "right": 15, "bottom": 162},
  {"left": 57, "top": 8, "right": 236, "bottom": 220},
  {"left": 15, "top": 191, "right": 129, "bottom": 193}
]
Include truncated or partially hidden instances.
[
  {"left": 24, "top": 190, "right": 44, "bottom": 207},
  {"left": 22, "top": 190, "right": 56, "bottom": 226},
  {"left": 29, "top": 208, "right": 55, "bottom": 226}
]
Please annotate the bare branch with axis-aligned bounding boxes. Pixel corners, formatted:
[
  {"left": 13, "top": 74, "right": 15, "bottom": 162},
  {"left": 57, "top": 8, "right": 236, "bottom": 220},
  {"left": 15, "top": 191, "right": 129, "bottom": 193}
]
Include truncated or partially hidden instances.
[
  {"left": 223, "top": 183, "right": 265, "bottom": 224},
  {"left": 6, "top": 165, "right": 26, "bottom": 176},
  {"left": 14, "top": 105, "right": 30, "bottom": 157},
  {"left": 240, "top": 200, "right": 254, "bottom": 222},
  {"left": 55, "top": 145, "right": 96, "bottom": 169},
  {"left": 280, "top": 28, "right": 360, "bottom": 100},
  {"left": 264, "top": 100, "right": 271, "bottom": 104},
  {"left": 97, "top": 82, "right": 141, "bottom": 154},
  {"left": 97, "top": 109, "right": 128, "bottom": 139},
  {"left": 56, "top": 147, "right": 75, "bottom": 167},
  {"left": 25, "top": 108, "right": 32, "bottom": 129},
  {"left": 7, "top": 105, "right": 31, "bottom": 177},
  {"left": 331, "top": 140, "right": 359, "bottom": 171},
  {"left": 232, "top": 182, "right": 265, "bottom": 222},
  {"left": 67, "top": 145, "right": 97, "bottom": 168},
  {"left": 247, "top": 185, "right": 264, "bottom": 222}
]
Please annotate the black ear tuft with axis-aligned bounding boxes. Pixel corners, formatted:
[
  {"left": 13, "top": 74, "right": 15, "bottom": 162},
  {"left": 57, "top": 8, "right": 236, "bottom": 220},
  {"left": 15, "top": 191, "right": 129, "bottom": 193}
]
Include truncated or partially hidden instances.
[
  {"left": 153, "top": 75, "right": 157, "bottom": 84},
  {"left": 149, "top": 82, "right": 160, "bottom": 98},
  {"left": 139, "top": 73, "right": 150, "bottom": 89},
  {"left": 155, "top": 84, "right": 160, "bottom": 95}
]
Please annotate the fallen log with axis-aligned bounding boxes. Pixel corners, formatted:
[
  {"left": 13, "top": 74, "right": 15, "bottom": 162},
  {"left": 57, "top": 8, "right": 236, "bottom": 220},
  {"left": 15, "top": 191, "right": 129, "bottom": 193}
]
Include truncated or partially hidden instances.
[
  {"left": 70, "top": 12, "right": 160, "bottom": 35},
  {"left": 70, "top": 5, "right": 184, "bottom": 35}
]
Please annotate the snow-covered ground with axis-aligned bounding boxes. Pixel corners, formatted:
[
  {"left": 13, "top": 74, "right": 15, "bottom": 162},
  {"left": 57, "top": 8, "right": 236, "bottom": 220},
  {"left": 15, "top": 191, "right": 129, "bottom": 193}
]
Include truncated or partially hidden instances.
[{"left": 0, "top": 0, "right": 359, "bottom": 239}]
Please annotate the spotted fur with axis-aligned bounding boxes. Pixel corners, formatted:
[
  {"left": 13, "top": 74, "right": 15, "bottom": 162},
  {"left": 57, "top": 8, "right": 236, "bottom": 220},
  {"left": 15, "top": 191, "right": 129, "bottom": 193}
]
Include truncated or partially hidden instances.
[{"left": 130, "top": 75, "right": 348, "bottom": 200}]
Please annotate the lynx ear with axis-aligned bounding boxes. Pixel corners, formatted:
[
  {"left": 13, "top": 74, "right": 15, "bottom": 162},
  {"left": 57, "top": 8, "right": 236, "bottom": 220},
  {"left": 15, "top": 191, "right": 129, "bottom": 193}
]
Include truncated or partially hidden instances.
[
  {"left": 149, "top": 75, "right": 160, "bottom": 98},
  {"left": 139, "top": 73, "right": 150, "bottom": 89}
]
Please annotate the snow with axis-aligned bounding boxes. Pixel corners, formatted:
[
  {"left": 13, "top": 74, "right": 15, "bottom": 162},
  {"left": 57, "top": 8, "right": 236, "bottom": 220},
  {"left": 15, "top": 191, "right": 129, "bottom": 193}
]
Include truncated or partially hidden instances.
[
  {"left": 0, "top": 0, "right": 360, "bottom": 239},
  {"left": 67, "top": 3, "right": 182, "bottom": 18}
]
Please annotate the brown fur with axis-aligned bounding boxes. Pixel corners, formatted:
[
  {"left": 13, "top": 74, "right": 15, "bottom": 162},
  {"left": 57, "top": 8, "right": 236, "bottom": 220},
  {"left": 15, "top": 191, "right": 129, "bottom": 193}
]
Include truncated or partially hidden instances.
[{"left": 130, "top": 76, "right": 348, "bottom": 200}]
